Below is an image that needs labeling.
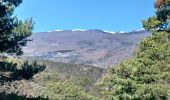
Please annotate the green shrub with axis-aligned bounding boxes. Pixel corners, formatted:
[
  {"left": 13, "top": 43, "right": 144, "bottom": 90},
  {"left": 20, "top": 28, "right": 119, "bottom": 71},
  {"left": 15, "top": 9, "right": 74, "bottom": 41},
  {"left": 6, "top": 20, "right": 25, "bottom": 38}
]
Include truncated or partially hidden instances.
[
  {"left": 13, "top": 61, "right": 46, "bottom": 80},
  {"left": 43, "top": 80, "right": 97, "bottom": 100}
]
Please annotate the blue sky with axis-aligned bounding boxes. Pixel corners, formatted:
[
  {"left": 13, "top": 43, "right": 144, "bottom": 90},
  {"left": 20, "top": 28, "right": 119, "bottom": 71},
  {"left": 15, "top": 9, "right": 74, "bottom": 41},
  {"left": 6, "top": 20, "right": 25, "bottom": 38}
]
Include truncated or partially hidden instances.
[{"left": 15, "top": 0, "right": 155, "bottom": 32}]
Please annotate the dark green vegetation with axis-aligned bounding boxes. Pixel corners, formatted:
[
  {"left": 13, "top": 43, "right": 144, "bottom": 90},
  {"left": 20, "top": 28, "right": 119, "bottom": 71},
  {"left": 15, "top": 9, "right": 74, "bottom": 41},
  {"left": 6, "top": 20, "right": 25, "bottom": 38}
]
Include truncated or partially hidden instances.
[
  {"left": 97, "top": 0, "right": 170, "bottom": 99},
  {"left": 0, "top": 92, "right": 47, "bottom": 100},
  {"left": 0, "top": 0, "right": 33, "bottom": 55},
  {"left": 1, "top": 0, "right": 170, "bottom": 100},
  {"left": 0, "top": 0, "right": 45, "bottom": 99}
]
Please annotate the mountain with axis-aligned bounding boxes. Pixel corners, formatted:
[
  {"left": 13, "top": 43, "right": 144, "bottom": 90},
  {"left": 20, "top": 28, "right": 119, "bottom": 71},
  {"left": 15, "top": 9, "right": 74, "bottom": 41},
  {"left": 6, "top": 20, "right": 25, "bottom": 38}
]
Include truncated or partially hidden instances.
[{"left": 23, "top": 29, "right": 150, "bottom": 68}]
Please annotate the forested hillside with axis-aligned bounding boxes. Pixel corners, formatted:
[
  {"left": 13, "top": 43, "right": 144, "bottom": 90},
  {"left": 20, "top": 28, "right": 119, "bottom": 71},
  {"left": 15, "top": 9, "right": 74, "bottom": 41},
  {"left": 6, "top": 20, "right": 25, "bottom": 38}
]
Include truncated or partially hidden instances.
[{"left": 0, "top": 0, "right": 170, "bottom": 100}]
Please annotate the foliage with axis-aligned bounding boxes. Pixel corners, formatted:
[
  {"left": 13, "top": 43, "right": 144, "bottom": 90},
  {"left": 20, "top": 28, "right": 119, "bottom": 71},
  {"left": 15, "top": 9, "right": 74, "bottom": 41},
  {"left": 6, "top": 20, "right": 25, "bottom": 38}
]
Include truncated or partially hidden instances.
[
  {"left": 24, "top": 57, "right": 105, "bottom": 85},
  {"left": 43, "top": 80, "right": 97, "bottom": 100},
  {"left": 0, "top": 92, "right": 47, "bottom": 100},
  {"left": 13, "top": 61, "right": 46, "bottom": 80},
  {"left": 0, "top": 0, "right": 47, "bottom": 98},
  {"left": 97, "top": 0, "right": 170, "bottom": 99},
  {"left": 0, "top": 58, "right": 46, "bottom": 82},
  {"left": 0, "top": 0, "right": 34, "bottom": 55}
]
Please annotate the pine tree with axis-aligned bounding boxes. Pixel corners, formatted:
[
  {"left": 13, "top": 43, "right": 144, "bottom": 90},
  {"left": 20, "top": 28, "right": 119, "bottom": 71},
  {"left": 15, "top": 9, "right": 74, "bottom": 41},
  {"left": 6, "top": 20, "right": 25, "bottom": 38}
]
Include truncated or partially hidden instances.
[
  {"left": 0, "top": 0, "right": 34, "bottom": 56},
  {"left": 0, "top": 1, "right": 46, "bottom": 98},
  {"left": 97, "top": 0, "right": 170, "bottom": 99}
]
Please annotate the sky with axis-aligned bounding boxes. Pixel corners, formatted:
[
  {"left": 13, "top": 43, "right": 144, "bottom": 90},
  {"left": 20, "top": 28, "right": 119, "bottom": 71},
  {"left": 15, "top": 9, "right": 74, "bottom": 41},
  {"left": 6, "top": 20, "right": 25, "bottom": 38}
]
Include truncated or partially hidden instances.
[{"left": 14, "top": 0, "right": 155, "bottom": 32}]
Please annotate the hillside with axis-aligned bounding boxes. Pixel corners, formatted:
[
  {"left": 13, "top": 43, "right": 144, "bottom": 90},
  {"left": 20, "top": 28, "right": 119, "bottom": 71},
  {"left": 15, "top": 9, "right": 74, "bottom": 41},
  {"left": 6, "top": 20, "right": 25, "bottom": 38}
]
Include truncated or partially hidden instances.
[
  {"left": 0, "top": 57, "right": 105, "bottom": 98},
  {"left": 24, "top": 57, "right": 105, "bottom": 83},
  {"left": 23, "top": 29, "right": 150, "bottom": 68}
]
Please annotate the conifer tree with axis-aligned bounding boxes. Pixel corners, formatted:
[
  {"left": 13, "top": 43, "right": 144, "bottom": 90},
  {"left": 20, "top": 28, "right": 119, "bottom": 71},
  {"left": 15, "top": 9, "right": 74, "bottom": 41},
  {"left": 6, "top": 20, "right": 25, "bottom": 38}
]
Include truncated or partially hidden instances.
[
  {"left": 97, "top": 0, "right": 170, "bottom": 99},
  {"left": 0, "top": 0, "right": 33, "bottom": 56},
  {"left": 0, "top": 0, "right": 47, "bottom": 99}
]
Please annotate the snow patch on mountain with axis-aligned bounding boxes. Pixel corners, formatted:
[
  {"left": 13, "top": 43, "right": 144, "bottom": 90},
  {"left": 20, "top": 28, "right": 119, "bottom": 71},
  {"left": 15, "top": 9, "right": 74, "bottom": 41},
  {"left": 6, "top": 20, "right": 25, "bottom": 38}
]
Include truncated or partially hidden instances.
[
  {"left": 72, "top": 29, "right": 86, "bottom": 32},
  {"left": 46, "top": 29, "right": 146, "bottom": 34},
  {"left": 103, "top": 30, "right": 116, "bottom": 34}
]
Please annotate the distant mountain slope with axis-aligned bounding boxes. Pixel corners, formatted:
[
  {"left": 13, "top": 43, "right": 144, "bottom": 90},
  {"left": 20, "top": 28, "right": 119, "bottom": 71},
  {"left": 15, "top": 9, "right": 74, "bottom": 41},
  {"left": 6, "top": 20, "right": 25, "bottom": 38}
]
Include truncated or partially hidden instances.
[{"left": 23, "top": 29, "right": 150, "bottom": 68}]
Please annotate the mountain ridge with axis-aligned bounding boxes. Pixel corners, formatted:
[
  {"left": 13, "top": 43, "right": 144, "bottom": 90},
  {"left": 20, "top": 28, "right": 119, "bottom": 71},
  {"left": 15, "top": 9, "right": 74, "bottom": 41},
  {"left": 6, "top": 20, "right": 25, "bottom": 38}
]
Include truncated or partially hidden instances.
[
  {"left": 23, "top": 29, "right": 150, "bottom": 68},
  {"left": 42, "top": 29, "right": 146, "bottom": 34}
]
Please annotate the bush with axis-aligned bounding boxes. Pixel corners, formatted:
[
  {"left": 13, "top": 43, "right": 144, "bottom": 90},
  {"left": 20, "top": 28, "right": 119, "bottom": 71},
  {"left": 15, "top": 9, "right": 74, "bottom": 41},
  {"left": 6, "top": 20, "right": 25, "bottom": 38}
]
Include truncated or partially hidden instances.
[{"left": 13, "top": 61, "right": 46, "bottom": 80}]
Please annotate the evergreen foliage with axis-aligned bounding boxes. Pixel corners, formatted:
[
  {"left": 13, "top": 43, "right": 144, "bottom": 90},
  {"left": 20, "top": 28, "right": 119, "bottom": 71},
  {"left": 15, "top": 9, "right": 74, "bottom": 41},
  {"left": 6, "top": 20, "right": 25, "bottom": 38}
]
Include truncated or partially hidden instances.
[
  {"left": 0, "top": 92, "right": 47, "bottom": 100},
  {"left": 14, "top": 61, "right": 46, "bottom": 80},
  {"left": 97, "top": 0, "right": 170, "bottom": 99},
  {"left": 0, "top": 0, "right": 33, "bottom": 55},
  {"left": 43, "top": 80, "right": 97, "bottom": 100},
  {"left": 0, "top": 58, "right": 46, "bottom": 81},
  {"left": 0, "top": 0, "right": 47, "bottom": 99}
]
